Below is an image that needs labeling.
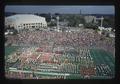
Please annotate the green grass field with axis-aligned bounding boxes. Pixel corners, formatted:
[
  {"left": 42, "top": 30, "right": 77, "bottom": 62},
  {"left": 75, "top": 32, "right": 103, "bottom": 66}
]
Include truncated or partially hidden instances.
[
  {"left": 90, "top": 48, "right": 115, "bottom": 65},
  {"left": 5, "top": 46, "right": 115, "bottom": 79},
  {"left": 90, "top": 48, "right": 115, "bottom": 78},
  {"left": 5, "top": 46, "right": 19, "bottom": 56}
]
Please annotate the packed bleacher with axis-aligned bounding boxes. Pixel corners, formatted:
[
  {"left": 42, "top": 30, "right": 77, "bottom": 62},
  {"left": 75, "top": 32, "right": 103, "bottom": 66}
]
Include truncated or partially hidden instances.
[{"left": 5, "top": 29, "right": 115, "bottom": 55}]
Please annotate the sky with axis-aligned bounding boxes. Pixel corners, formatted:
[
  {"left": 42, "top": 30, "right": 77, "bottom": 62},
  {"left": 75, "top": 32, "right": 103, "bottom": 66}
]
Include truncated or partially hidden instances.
[{"left": 5, "top": 5, "right": 115, "bottom": 14}]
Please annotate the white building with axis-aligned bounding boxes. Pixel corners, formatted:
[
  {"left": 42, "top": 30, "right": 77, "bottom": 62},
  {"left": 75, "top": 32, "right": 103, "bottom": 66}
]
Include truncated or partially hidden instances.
[
  {"left": 98, "top": 26, "right": 112, "bottom": 32},
  {"left": 84, "top": 16, "right": 96, "bottom": 23},
  {"left": 5, "top": 14, "right": 47, "bottom": 31}
]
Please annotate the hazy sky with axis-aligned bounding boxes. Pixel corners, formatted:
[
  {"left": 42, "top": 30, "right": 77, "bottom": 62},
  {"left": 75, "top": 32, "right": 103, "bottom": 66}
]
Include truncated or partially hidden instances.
[{"left": 5, "top": 5, "right": 115, "bottom": 14}]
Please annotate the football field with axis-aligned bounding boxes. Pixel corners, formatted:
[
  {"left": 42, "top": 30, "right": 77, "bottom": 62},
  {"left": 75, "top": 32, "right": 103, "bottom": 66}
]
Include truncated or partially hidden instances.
[
  {"left": 5, "top": 46, "right": 115, "bottom": 79},
  {"left": 90, "top": 48, "right": 115, "bottom": 78},
  {"left": 5, "top": 46, "right": 19, "bottom": 56}
]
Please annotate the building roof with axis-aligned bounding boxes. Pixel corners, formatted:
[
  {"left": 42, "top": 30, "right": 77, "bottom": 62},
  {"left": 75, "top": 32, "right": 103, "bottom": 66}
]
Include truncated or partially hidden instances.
[{"left": 5, "top": 14, "right": 47, "bottom": 25}]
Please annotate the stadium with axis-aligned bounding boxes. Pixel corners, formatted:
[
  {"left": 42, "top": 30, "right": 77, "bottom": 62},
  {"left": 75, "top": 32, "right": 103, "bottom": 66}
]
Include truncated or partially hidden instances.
[
  {"left": 5, "top": 28, "right": 115, "bottom": 79},
  {"left": 5, "top": 14, "right": 47, "bottom": 31}
]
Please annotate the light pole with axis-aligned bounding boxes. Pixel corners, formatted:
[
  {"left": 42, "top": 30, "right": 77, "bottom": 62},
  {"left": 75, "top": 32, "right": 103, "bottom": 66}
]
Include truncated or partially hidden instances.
[
  {"left": 56, "top": 16, "right": 60, "bottom": 32},
  {"left": 95, "top": 16, "right": 104, "bottom": 27},
  {"left": 100, "top": 16, "right": 104, "bottom": 27}
]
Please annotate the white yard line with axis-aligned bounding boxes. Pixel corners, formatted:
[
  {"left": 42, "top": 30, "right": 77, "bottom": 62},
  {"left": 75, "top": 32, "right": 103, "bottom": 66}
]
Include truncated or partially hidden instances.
[{"left": 9, "top": 69, "right": 70, "bottom": 76}]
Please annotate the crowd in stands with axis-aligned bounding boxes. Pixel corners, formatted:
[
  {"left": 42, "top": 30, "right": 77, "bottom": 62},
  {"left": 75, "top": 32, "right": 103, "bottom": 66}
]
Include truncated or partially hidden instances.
[{"left": 5, "top": 29, "right": 115, "bottom": 55}]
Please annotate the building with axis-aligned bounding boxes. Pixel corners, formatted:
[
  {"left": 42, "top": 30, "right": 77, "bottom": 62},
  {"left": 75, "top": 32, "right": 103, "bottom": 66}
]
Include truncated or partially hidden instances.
[
  {"left": 5, "top": 14, "right": 47, "bottom": 31},
  {"left": 84, "top": 16, "right": 96, "bottom": 23}
]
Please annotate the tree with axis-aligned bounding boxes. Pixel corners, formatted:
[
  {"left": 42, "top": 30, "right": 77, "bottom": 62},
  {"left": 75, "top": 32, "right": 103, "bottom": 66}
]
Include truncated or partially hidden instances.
[
  {"left": 48, "top": 22, "right": 56, "bottom": 27},
  {"left": 67, "top": 15, "right": 85, "bottom": 27},
  {"left": 103, "top": 16, "right": 114, "bottom": 28},
  {"left": 13, "top": 29, "right": 18, "bottom": 35},
  {"left": 55, "top": 13, "right": 60, "bottom": 16},
  {"left": 84, "top": 23, "right": 98, "bottom": 30}
]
